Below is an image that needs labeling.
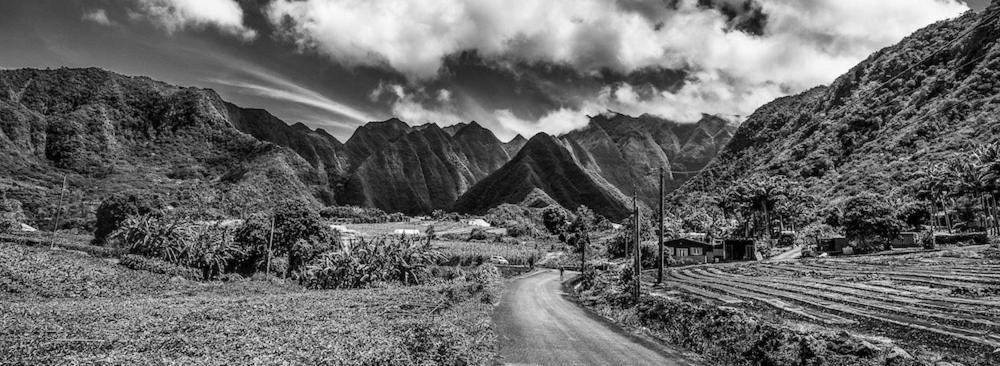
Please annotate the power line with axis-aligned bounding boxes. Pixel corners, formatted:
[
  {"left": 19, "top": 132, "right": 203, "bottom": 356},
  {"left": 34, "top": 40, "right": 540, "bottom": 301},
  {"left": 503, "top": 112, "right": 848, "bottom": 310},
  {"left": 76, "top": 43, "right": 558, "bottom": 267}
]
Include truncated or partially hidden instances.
[{"left": 859, "top": 11, "right": 1000, "bottom": 101}]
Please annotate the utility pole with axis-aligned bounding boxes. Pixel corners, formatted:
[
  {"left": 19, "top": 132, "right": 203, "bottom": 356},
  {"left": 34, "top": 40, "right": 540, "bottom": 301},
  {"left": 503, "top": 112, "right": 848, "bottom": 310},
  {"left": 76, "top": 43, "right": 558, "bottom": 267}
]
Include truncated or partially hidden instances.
[
  {"left": 633, "top": 192, "right": 641, "bottom": 302},
  {"left": 657, "top": 168, "right": 664, "bottom": 284}
]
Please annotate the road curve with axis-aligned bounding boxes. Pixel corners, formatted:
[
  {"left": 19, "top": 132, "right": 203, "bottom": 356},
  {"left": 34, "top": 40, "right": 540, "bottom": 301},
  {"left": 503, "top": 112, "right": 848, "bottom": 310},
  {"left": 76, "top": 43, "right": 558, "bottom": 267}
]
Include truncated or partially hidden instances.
[{"left": 492, "top": 270, "right": 702, "bottom": 366}]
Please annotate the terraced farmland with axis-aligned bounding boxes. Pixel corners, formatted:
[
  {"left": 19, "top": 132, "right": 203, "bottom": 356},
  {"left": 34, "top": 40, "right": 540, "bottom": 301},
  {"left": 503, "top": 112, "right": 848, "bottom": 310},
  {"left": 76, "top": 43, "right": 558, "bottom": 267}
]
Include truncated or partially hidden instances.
[{"left": 655, "top": 251, "right": 1000, "bottom": 355}]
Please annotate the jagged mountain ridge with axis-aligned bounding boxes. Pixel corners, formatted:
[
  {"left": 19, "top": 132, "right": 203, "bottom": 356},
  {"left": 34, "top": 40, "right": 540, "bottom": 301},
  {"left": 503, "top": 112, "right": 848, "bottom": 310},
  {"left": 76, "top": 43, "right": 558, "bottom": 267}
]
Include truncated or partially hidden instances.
[
  {"left": 454, "top": 113, "right": 739, "bottom": 219},
  {"left": 0, "top": 67, "right": 737, "bottom": 221},
  {"left": 673, "top": 4, "right": 1000, "bottom": 213}
]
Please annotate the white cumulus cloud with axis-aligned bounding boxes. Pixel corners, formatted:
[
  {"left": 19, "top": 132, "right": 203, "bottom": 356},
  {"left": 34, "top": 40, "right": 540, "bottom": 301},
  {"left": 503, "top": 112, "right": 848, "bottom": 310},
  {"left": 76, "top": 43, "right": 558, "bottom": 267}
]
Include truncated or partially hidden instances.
[{"left": 130, "top": 0, "right": 256, "bottom": 40}]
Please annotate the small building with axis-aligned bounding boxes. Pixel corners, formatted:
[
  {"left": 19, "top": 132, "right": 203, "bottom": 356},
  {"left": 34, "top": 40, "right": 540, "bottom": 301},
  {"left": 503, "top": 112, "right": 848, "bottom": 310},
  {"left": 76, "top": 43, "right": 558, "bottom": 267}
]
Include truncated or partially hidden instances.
[
  {"left": 467, "top": 219, "right": 491, "bottom": 228},
  {"left": 19, "top": 223, "right": 36, "bottom": 232},
  {"left": 665, "top": 238, "right": 714, "bottom": 263},
  {"left": 723, "top": 239, "right": 758, "bottom": 261},
  {"left": 817, "top": 237, "right": 849, "bottom": 254},
  {"left": 891, "top": 232, "right": 919, "bottom": 248}
]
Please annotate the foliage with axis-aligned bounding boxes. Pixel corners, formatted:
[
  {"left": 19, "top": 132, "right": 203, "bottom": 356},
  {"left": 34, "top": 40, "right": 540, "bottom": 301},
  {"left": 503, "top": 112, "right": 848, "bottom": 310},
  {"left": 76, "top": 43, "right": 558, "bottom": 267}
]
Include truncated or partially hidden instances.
[
  {"left": 467, "top": 227, "right": 488, "bottom": 241},
  {"left": 842, "top": 193, "right": 903, "bottom": 252},
  {"left": 0, "top": 197, "right": 25, "bottom": 233},
  {"left": 485, "top": 204, "right": 544, "bottom": 238},
  {"left": 1, "top": 242, "right": 498, "bottom": 364},
  {"left": 607, "top": 213, "right": 656, "bottom": 258},
  {"left": 118, "top": 254, "right": 201, "bottom": 280},
  {"left": 320, "top": 205, "right": 407, "bottom": 223},
  {"left": 434, "top": 240, "right": 542, "bottom": 266},
  {"left": 298, "top": 237, "right": 442, "bottom": 289},
  {"left": 93, "top": 191, "right": 165, "bottom": 245},
  {"left": 272, "top": 200, "right": 334, "bottom": 277},
  {"left": 111, "top": 214, "right": 245, "bottom": 280},
  {"left": 541, "top": 206, "right": 574, "bottom": 236}
]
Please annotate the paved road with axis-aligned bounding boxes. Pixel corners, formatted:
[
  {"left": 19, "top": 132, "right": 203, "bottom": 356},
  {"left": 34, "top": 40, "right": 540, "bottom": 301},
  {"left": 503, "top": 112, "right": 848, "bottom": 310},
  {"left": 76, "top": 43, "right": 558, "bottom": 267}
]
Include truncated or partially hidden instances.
[{"left": 492, "top": 270, "right": 702, "bottom": 366}]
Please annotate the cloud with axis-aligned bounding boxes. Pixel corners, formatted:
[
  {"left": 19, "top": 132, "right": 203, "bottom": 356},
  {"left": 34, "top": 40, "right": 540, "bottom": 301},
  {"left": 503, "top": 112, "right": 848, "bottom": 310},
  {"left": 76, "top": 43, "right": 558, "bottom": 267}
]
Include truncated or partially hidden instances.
[
  {"left": 264, "top": 0, "right": 968, "bottom": 135},
  {"left": 82, "top": 9, "right": 115, "bottom": 26},
  {"left": 130, "top": 0, "right": 256, "bottom": 40},
  {"left": 206, "top": 65, "right": 375, "bottom": 125},
  {"left": 370, "top": 83, "right": 466, "bottom": 125}
]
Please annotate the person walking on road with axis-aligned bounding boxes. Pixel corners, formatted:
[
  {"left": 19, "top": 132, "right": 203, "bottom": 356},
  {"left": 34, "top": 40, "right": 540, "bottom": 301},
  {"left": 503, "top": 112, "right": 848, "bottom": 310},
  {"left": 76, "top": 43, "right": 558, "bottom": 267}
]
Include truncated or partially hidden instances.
[{"left": 559, "top": 265, "right": 564, "bottom": 280}]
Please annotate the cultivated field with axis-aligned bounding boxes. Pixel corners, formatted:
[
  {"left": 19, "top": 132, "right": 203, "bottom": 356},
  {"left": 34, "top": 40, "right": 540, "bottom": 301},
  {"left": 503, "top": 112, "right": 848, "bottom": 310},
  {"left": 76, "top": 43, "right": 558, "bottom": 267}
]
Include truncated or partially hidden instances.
[
  {"left": 0, "top": 242, "right": 498, "bottom": 365},
  {"left": 657, "top": 246, "right": 1000, "bottom": 360}
]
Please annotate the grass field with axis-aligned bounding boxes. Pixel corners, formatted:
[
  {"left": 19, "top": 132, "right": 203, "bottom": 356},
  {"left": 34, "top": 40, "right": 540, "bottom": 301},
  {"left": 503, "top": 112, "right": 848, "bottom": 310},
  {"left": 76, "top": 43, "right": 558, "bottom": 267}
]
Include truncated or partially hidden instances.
[
  {"left": 653, "top": 245, "right": 1000, "bottom": 365},
  {"left": 0, "top": 242, "right": 498, "bottom": 365}
]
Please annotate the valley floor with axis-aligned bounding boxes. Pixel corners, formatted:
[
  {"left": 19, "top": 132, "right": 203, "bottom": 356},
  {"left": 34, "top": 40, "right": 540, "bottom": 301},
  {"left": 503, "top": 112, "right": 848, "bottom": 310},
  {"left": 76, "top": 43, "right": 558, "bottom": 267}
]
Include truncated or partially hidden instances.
[{"left": 0, "top": 241, "right": 496, "bottom": 365}]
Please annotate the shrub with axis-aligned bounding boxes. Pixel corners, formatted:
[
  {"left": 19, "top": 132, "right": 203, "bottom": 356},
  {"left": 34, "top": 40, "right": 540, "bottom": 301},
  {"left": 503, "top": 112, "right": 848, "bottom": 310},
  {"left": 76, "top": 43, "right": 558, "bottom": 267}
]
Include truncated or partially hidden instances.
[
  {"left": 299, "top": 237, "right": 442, "bottom": 289},
  {"left": 319, "top": 205, "right": 407, "bottom": 223},
  {"left": 468, "top": 227, "right": 488, "bottom": 241},
  {"left": 94, "top": 191, "right": 165, "bottom": 245},
  {"left": 231, "top": 213, "right": 273, "bottom": 275},
  {"left": 0, "top": 197, "right": 25, "bottom": 233},
  {"left": 118, "top": 254, "right": 201, "bottom": 280},
  {"left": 112, "top": 214, "right": 248, "bottom": 280},
  {"left": 934, "top": 232, "right": 989, "bottom": 245}
]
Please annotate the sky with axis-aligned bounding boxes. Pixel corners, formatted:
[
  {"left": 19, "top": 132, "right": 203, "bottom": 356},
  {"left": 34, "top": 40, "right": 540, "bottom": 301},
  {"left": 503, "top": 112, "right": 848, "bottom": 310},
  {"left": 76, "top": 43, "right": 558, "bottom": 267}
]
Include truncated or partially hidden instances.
[{"left": 0, "top": 0, "right": 990, "bottom": 141}]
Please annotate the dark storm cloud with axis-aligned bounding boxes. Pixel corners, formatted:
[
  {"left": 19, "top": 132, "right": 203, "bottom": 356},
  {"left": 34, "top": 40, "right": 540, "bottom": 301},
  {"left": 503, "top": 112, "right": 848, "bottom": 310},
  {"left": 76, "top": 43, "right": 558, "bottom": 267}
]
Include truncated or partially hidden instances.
[{"left": 0, "top": 0, "right": 975, "bottom": 139}]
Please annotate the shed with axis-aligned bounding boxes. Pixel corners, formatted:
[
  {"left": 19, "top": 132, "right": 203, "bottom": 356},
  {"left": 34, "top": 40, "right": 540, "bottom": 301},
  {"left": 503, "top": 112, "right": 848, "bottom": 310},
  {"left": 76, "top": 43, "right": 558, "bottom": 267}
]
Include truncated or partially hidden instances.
[
  {"left": 817, "top": 237, "right": 849, "bottom": 253},
  {"left": 665, "top": 238, "right": 714, "bottom": 263},
  {"left": 723, "top": 239, "right": 758, "bottom": 261},
  {"left": 891, "top": 232, "right": 919, "bottom": 248}
]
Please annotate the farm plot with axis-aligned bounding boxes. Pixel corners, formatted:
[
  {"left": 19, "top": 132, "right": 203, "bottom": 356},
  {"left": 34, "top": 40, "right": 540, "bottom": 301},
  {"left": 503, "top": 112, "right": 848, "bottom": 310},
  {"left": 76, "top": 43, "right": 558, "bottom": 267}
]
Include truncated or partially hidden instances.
[{"left": 658, "top": 255, "right": 1000, "bottom": 354}]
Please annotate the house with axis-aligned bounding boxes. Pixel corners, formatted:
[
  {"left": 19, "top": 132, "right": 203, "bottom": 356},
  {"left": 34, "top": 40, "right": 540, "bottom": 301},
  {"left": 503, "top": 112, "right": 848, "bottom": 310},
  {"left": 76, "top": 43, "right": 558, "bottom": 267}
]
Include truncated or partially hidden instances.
[
  {"left": 891, "top": 232, "right": 919, "bottom": 248},
  {"left": 723, "top": 239, "right": 758, "bottom": 261},
  {"left": 817, "top": 237, "right": 849, "bottom": 254},
  {"left": 19, "top": 223, "right": 36, "bottom": 232},
  {"left": 665, "top": 238, "right": 714, "bottom": 263},
  {"left": 467, "top": 219, "right": 491, "bottom": 228}
]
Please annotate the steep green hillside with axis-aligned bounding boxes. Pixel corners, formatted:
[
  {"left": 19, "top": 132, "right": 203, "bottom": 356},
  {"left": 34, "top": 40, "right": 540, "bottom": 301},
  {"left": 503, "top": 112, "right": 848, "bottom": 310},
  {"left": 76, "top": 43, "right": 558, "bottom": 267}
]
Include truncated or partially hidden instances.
[{"left": 675, "top": 5, "right": 1000, "bottom": 218}]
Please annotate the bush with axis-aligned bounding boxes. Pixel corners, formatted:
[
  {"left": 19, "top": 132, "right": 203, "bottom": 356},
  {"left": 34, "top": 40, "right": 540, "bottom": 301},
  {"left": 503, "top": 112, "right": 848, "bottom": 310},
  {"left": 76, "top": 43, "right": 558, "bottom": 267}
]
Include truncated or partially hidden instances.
[
  {"left": 94, "top": 191, "right": 165, "bottom": 245},
  {"left": 934, "top": 232, "right": 989, "bottom": 245},
  {"left": 0, "top": 197, "right": 25, "bottom": 233},
  {"left": 468, "top": 227, "right": 488, "bottom": 241},
  {"left": 112, "top": 214, "right": 245, "bottom": 280},
  {"left": 118, "top": 254, "right": 201, "bottom": 280},
  {"left": 319, "top": 205, "right": 406, "bottom": 223},
  {"left": 299, "top": 237, "right": 441, "bottom": 289}
]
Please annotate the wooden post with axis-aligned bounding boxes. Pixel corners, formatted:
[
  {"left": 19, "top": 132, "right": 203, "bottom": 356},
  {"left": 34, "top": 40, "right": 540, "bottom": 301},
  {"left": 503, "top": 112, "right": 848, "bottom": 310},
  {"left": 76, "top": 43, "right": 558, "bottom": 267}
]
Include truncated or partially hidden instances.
[
  {"left": 633, "top": 192, "right": 641, "bottom": 302},
  {"left": 657, "top": 168, "right": 664, "bottom": 284},
  {"left": 50, "top": 175, "right": 67, "bottom": 249},
  {"left": 266, "top": 215, "right": 275, "bottom": 277}
]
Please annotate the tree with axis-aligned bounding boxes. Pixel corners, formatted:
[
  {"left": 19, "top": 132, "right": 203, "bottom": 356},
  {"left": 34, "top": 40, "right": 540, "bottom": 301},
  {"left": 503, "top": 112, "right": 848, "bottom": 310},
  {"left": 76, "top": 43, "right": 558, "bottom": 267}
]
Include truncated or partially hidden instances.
[
  {"left": 843, "top": 193, "right": 903, "bottom": 252},
  {"left": 271, "top": 200, "right": 333, "bottom": 277},
  {"left": 542, "top": 206, "right": 574, "bottom": 236}
]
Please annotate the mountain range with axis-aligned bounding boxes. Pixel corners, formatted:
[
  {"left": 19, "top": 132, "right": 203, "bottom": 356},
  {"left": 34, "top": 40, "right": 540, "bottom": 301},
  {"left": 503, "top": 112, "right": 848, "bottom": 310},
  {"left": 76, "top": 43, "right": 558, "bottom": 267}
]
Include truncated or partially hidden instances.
[{"left": 0, "top": 68, "right": 735, "bottom": 223}]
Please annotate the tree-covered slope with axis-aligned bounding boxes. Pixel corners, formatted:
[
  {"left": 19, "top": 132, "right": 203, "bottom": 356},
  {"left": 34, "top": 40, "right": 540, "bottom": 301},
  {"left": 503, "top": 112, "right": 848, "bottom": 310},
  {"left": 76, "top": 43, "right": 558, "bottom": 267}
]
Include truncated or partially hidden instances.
[{"left": 676, "top": 5, "right": 1000, "bottom": 215}]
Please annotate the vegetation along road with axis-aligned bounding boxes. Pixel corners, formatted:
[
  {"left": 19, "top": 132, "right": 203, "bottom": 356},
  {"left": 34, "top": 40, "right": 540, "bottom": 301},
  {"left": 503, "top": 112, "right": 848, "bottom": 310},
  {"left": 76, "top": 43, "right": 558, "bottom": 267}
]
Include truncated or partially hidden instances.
[{"left": 492, "top": 270, "right": 701, "bottom": 366}]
